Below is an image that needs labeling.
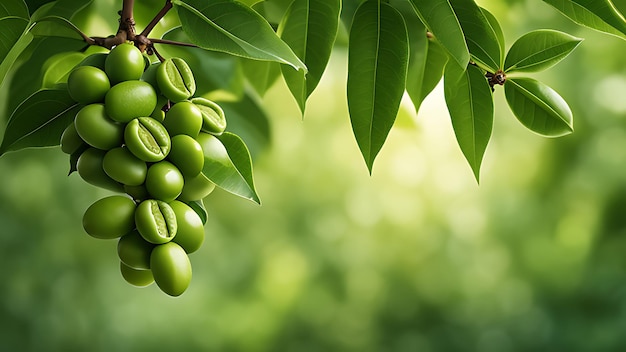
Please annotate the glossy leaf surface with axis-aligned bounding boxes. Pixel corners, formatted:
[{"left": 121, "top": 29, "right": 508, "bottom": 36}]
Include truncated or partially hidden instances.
[
  {"left": 542, "top": 0, "right": 626, "bottom": 40},
  {"left": 505, "top": 78, "right": 574, "bottom": 137},
  {"left": 347, "top": 0, "right": 409, "bottom": 172},
  {"left": 504, "top": 29, "right": 583, "bottom": 73},
  {"left": 444, "top": 63, "right": 493, "bottom": 182}
]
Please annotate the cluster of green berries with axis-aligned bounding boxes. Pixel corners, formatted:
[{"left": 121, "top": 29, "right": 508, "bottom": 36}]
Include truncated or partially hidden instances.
[{"left": 59, "top": 43, "right": 227, "bottom": 296}]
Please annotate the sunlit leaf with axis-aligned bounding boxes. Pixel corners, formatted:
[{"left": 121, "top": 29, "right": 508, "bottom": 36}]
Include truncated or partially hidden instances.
[
  {"left": 408, "top": 0, "right": 469, "bottom": 68},
  {"left": 278, "top": 0, "right": 341, "bottom": 113},
  {"left": 0, "top": 88, "right": 80, "bottom": 155},
  {"left": 450, "top": 0, "right": 502, "bottom": 72},
  {"left": 347, "top": 0, "right": 409, "bottom": 173},
  {"left": 199, "top": 132, "right": 260, "bottom": 204},
  {"left": 443, "top": 63, "right": 493, "bottom": 182},
  {"left": 504, "top": 29, "right": 583, "bottom": 73},
  {"left": 0, "top": 0, "right": 29, "bottom": 19},
  {"left": 542, "top": 0, "right": 626, "bottom": 40},
  {"left": 173, "top": 0, "right": 306, "bottom": 71},
  {"left": 505, "top": 77, "right": 573, "bottom": 137}
]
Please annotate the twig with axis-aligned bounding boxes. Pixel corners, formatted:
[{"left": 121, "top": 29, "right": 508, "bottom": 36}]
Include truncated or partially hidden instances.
[{"left": 140, "top": 0, "right": 173, "bottom": 37}]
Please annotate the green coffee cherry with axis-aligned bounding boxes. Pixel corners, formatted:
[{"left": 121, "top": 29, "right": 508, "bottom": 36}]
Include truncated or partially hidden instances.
[
  {"left": 77, "top": 148, "right": 124, "bottom": 192},
  {"left": 150, "top": 242, "right": 192, "bottom": 296},
  {"left": 157, "top": 58, "right": 196, "bottom": 102},
  {"left": 120, "top": 262, "right": 154, "bottom": 287},
  {"left": 74, "top": 104, "right": 124, "bottom": 150},
  {"left": 82, "top": 195, "right": 136, "bottom": 239},
  {"left": 191, "top": 97, "right": 226, "bottom": 135},
  {"left": 168, "top": 135, "right": 204, "bottom": 177},
  {"left": 170, "top": 200, "right": 204, "bottom": 254},
  {"left": 105, "top": 43, "right": 145, "bottom": 84},
  {"left": 124, "top": 117, "right": 171, "bottom": 162},
  {"left": 67, "top": 66, "right": 110, "bottom": 104},
  {"left": 60, "top": 122, "right": 85, "bottom": 155},
  {"left": 145, "top": 161, "right": 184, "bottom": 202},
  {"left": 163, "top": 101, "right": 203, "bottom": 137},
  {"left": 141, "top": 63, "right": 161, "bottom": 95},
  {"left": 105, "top": 80, "right": 157, "bottom": 123},
  {"left": 117, "top": 230, "right": 154, "bottom": 269},
  {"left": 135, "top": 199, "right": 178, "bottom": 244},
  {"left": 103, "top": 147, "right": 148, "bottom": 186}
]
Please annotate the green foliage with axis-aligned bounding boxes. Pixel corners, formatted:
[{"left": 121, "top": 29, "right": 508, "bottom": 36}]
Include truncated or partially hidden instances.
[{"left": 1, "top": 0, "right": 625, "bottom": 178}]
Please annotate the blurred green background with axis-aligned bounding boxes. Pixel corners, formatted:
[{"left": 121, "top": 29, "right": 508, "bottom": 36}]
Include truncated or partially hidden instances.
[{"left": 2, "top": 0, "right": 626, "bottom": 351}]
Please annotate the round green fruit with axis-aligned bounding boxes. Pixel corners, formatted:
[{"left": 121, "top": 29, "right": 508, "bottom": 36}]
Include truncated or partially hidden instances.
[
  {"left": 120, "top": 262, "right": 154, "bottom": 287},
  {"left": 117, "top": 230, "right": 154, "bottom": 269},
  {"left": 103, "top": 147, "right": 148, "bottom": 186},
  {"left": 74, "top": 104, "right": 124, "bottom": 150},
  {"left": 60, "top": 122, "right": 85, "bottom": 155},
  {"left": 163, "top": 101, "right": 203, "bottom": 137},
  {"left": 82, "top": 195, "right": 136, "bottom": 239},
  {"left": 170, "top": 200, "right": 204, "bottom": 254},
  {"left": 124, "top": 117, "right": 171, "bottom": 162},
  {"left": 77, "top": 148, "right": 124, "bottom": 192},
  {"left": 150, "top": 242, "right": 192, "bottom": 296},
  {"left": 135, "top": 199, "right": 177, "bottom": 244},
  {"left": 157, "top": 57, "right": 196, "bottom": 102},
  {"left": 105, "top": 43, "right": 145, "bottom": 84},
  {"left": 145, "top": 161, "right": 184, "bottom": 202},
  {"left": 168, "top": 134, "right": 204, "bottom": 177},
  {"left": 191, "top": 98, "right": 226, "bottom": 135},
  {"left": 104, "top": 80, "right": 157, "bottom": 123},
  {"left": 67, "top": 66, "right": 110, "bottom": 104}
]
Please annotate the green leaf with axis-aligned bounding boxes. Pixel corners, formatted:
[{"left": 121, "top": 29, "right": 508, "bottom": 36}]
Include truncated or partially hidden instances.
[
  {"left": 0, "top": 36, "right": 85, "bottom": 120},
  {"left": 480, "top": 7, "right": 505, "bottom": 63},
  {"left": 278, "top": 0, "right": 341, "bottom": 113},
  {"left": 504, "top": 29, "right": 583, "bottom": 73},
  {"left": 30, "top": 15, "right": 86, "bottom": 40},
  {"left": 443, "top": 63, "right": 493, "bottom": 182},
  {"left": 347, "top": 0, "right": 409, "bottom": 173},
  {"left": 200, "top": 132, "right": 260, "bottom": 204},
  {"left": 0, "top": 88, "right": 80, "bottom": 155},
  {"left": 215, "top": 92, "right": 271, "bottom": 158},
  {"left": 408, "top": 0, "right": 469, "bottom": 68},
  {"left": 406, "top": 35, "right": 448, "bottom": 115},
  {"left": 183, "top": 199, "right": 208, "bottom": 225},
  {"left": 0, "top": 0, "right": 29, "bottom": 19},
  {"left": 0, "top": 17, "right": 31, "bottom": 87},
  {"left": 41, "top": 50, "right": 84, "bottom": 87},
  {"left": 450, "top": 0, "right": 502, "bottom": 72},
  {"left": 505, "top": 77, "right": 574, "bottom": 137},
  {"left": 240, "top": 58, "right": 281, "bottom": 96},
  {"left": 160, "top": 27, "right": 244, "bottom": 99},
  {"left": 172, "top": 0, "right": 306, "bottom": 71},
  {"left": 542, "top": 0, "right": 626, "bottom": 39}
]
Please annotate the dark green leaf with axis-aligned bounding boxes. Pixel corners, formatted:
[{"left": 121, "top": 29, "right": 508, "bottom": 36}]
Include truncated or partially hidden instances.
[
  {"left": 347, "top": 0, "right": 409, "bottom": 173},
  {"left": 30, "top": 15, "right": 85, "bottom": 40},
  {"left": 408, "top": 0, "right": 469, "bottom": 68},
  {"left": 201, "top": 132, "right": 260, "bottom": 204},
  {"left": 240, "top": 58, "right": 281, "bottom": 96},
  {"left": 0, "top": 88, "right": 80, "bottom": 155},
  {"left": 450, "top": 0, "right": 502, "bottom": 72},
  {"left": 0, "top": 0, "right": 29, "bottom": 19},
  {"left": 278, "top": 0, "right": 341, "bottom": 113},
  {"left": 173, "top": 0, "right": 306, "bottom": 71},
  {"left": 406, "top": 35, "right": 448, "bottom": 115},
  {"left": 160, "top": 27, "right": 244, "bottom": 99},
  {"left": 216, "top": 92, "right": 271, "bottom": 158},
  {"left": 0, "top": 17, "right": 31, "bottom": 86},
  {"left": 542, "top": 0, "right": 626, "bottom": 39},
  {"left": 504, "top": 29, "right": 583, "bottom": 73},
  {"left": 184, "top": 199, "right": 208, "bottom": 225},
  {"left": 480, "top": 7, "right": 505, "bottom": 63},
  {"left": 444, "top": 63, "right": 493, "bottom": 182},
  {"left": 30, "top": 0, "right": 92, "bottom": 21},
  {"left": 505, "top": 77, "right": 574, "bottom": 137}
]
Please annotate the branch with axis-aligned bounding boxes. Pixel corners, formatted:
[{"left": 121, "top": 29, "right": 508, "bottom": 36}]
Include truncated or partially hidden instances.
[{"left": 141, "top": 0, "right": 173, "bottom": 37}]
